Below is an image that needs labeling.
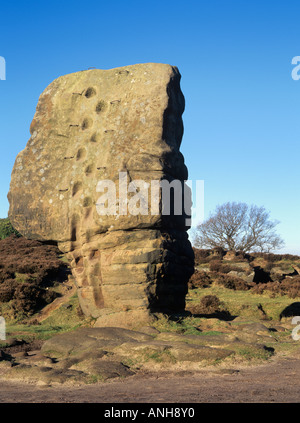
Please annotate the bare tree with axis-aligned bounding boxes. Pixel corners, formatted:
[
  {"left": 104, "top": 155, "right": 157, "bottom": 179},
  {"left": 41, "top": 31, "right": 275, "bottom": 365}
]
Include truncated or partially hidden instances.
[{"left": 192, "top": 202, "right": 285, "bottom": 253}]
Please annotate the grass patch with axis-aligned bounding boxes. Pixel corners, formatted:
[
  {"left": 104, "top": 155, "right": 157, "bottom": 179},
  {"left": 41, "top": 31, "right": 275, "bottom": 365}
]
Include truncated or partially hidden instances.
[
  {"left": 233, "top": 344, "right": 274, "bottom": 361},
  {"left": 152, "top": 314, "right": 203, "bottom": 335},
  {"left": 0, "top": 218, "right": 20, "bottom": 239},
  {"left": 186, "top": 285, "right": 300, "bottom": 321},
  {"left": 5, "top": 322, "right": 82, "bottom": 342},
  {"left": 143, "top": 349, "right": 177, "bottom": 364},
  {"left": 5, "top": 294, "right": 91, "bottom": 342}
]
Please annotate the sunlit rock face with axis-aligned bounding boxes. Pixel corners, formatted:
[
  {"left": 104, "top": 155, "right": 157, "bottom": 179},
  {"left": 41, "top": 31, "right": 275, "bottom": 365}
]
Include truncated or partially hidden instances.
[{"left": 8, "top": 63, "right": 194, "bottom": 328}]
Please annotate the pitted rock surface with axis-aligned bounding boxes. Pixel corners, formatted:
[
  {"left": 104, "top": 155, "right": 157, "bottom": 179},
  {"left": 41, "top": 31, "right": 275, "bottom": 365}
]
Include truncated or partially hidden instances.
[{"left": 8, "top": 63, "right": 194, "bottom": 326}]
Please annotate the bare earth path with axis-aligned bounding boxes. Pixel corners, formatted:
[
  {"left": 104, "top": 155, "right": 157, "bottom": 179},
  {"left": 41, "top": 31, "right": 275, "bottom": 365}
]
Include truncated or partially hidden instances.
[{"left": 0, "top": 356, "right": 300, "bottom": 403}]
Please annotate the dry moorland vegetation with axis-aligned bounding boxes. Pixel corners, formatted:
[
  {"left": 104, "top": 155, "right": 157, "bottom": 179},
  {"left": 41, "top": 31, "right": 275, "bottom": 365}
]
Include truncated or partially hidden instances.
[{"left": 0, "top": 234, "right": 300, "bottom": 385}]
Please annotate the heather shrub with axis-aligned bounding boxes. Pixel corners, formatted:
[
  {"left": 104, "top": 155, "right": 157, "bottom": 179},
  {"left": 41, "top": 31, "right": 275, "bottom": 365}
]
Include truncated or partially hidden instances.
[
  {"left": 0, "top": 280, "right": 16, "bottom": 302},
  {"left": 188, "top": 294, "right": 231, "bottom": 319},
  {"left": 252, "top": 252, "right": 300, "bottom": 262},
  {"left": 235, "top": 251, "right": 252, "bottom": 261},
  {"left": 273, "top": 277, "right": 300, "bottom": 298},
  {"left": 0, "top": 235, "right": 68, "bottom": 286},
  {"left": 209, "top": 261, "right": 224, "bottom": 273},
  {"left": 214, "top": 273, "right": 250, "bottom": 291},
  {"left": 209, "top": 260, "right": 243, "bottom": 274},
  {"left": 211, "top": 247, "right": 226, "bottom": 258},
  {"left": 0, "top": 235, "right": 70, "bottom": 317},
  {"left": 193, "top": 247, "right": 227, "bottom": 264},
  {"left": 263, "top": 262, "right": 275, "bottom": 273},
  {"left": 188, "top": 270, "right": 212, "bottom": 289},
  {"left": 193, "top": 248, "right": 211, "bottom": 264},
  {"left": 200, "top": 295, "right": 223, "bottom": 313},
  {"left": 251, "top": 276, "right": 300, "bottom": 299}
]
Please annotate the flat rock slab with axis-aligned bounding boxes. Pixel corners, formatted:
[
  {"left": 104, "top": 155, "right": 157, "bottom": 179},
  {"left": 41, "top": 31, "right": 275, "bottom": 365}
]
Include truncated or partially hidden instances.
[
  {"left": 235, "top": 323, "right": 271, "bottom": 334},
  {"left": 4, "top": 364, "right": 90, "bottom": 385},
  {"left": 0, "top": 326, "right": 276, "bottom": 385},
  {"left": 4, "top": 361, "right": 133, "bottom": 385},
  {"left": 41, "top": 327, "right": 153, "bottom": 357}
]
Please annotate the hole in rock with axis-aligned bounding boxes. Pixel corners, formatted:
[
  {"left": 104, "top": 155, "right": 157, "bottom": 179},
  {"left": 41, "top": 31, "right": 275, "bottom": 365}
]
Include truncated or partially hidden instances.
[
  {"left": 81, "top": 118, "right": 92, "bottom": 131},
  {"left": 76, "top": 148, "right": 86, "bottom": 161},
  {"left": 84, "top": 207, "right": 92, "bottom": 219},
  {"left": 85, "top": 164, "right": 94, "bottom": 175},
  {"left": 84, "top": 87, "right": 96, "bottom": 98},
  {"left": 71, "top": 226, "right": 77, "bottom": 242},
  {"left": 89, "top": 250, "right": 100, "bottom": 260},
  {"left": 70, "top": 214, "right": 80, "bottom": 242},
  {"left": 96, "top": 101, "right": 106, "bottom": 114},
  {"left": 72, "top": 181, "right": 83, "bottom": 197},
  {"left": 90, "top": 133, "right": 100, "bottom": 142},
  {"left": 75, "top": 257, "right": 84, "bottom": 268},
  {"left": 83, "top": 197, "right": 92, "bottom": 207}
]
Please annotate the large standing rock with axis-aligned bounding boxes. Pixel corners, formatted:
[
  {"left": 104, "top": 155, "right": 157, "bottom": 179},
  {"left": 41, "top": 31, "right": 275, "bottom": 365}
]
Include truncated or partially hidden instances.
[{"left": 8, "top": 63, "right": 194, "bottom": 327}]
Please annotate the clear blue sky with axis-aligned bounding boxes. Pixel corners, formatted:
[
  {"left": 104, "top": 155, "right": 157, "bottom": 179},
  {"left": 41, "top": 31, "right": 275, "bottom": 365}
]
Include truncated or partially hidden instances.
[{"left": 0, "top": 0, "right": 299, "bottom": 254}]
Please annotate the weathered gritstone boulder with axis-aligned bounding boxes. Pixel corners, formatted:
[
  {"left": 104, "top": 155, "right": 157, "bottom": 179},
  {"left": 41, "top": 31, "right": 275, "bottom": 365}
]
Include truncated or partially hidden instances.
[{"left": 8, "top": 63, "right": 194, "bottom": 327}]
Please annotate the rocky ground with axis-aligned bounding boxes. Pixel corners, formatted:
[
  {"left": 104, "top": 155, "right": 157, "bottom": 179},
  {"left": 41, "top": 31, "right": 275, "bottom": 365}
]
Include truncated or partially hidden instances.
[
  {"left": 1, "top": 240, "right": 300, "bottom": 402},
  {"left": 1, "top": 348, "right": 300, "bottom": 403},
  {"left": 0, "top": 318, "right": 298, "bottom": 394}
]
